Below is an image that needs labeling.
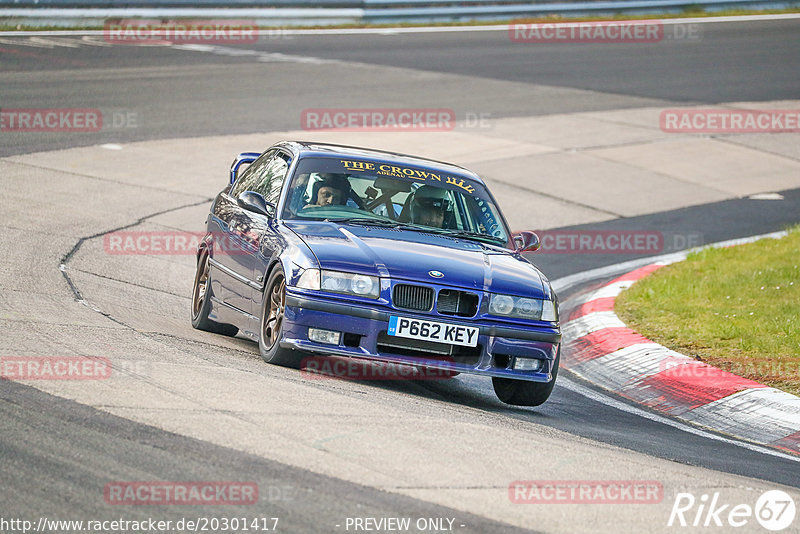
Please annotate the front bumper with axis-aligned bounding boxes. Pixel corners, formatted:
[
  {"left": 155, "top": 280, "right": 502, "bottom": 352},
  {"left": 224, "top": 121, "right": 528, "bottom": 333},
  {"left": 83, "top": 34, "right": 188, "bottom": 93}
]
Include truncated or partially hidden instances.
[{"left": 282, "top": 291, "right": 560, "bottom": 382}]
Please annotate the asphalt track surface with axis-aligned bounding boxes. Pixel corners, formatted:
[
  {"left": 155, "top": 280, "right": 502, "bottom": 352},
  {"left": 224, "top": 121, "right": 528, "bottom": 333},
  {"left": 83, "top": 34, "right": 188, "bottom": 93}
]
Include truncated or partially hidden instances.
[
  {"left": 2, "top": 18, "right": 800, "bottom": 534},
  {"left": 2, "top": 18, "right": 799, "bottom": 156}
]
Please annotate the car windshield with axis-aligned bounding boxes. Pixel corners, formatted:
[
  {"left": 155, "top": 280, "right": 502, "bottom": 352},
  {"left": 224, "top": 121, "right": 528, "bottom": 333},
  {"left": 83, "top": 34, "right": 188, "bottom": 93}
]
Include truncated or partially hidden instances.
[{"left": 282, "top": 156, "right": 510, "bottom": 246}]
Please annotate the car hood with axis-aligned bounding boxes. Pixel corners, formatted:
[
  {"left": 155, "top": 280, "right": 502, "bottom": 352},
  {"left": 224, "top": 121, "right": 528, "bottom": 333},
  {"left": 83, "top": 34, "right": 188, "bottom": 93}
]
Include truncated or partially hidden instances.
[{"left": 285, "top": 221, "right": 548, "bottom": 299}]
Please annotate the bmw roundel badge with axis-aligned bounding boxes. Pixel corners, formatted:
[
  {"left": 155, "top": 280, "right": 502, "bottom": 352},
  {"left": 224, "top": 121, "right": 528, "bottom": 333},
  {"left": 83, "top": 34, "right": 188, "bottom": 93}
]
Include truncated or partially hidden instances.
[{"left": 428, "top": 270, "right": 444, "bottom": 278}]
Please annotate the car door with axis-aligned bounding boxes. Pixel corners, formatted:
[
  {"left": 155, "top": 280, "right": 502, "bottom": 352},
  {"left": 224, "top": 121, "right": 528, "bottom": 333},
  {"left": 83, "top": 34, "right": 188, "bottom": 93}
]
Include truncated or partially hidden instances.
[
  {"left": 239, "top": 150, "right": 292, "bottom": 319},
  {"left": 210, "top": 149, "right": 277, "bottom": 316}
]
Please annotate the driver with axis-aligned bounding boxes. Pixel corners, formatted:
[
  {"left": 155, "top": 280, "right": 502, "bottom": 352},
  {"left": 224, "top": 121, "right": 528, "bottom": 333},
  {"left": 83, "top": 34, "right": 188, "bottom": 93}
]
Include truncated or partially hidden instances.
[
  {"left": 308, "top": 174, "right": 350, "bottom": 207},
  {"left": 409, "top": 185, "right": 450, "bottom": 228}
]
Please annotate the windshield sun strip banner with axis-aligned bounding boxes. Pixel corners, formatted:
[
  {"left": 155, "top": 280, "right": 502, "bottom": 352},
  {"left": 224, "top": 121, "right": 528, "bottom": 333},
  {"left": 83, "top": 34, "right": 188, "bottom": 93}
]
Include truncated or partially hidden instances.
[{"left": 296, "top": 156, "right": 482, "bottom": 197}]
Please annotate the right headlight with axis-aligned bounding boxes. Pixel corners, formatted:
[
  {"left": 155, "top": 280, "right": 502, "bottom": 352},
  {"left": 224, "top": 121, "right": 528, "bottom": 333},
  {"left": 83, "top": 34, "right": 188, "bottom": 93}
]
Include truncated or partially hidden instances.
[
  {"left": 489, "top": 293, "right": 557, "bottom": 322},
  {"left": 296, "top": 268, "right": 380, "bottom": 299}
]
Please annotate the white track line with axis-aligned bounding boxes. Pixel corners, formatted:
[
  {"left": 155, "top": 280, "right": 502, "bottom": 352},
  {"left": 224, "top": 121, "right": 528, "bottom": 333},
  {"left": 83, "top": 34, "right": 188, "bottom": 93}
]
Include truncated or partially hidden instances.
[
  {"left": 1, "top": 13, "right": 798, "bottom": 38},
  {"left": 558, "top": 375, "right": 800, "bottom": 463}
]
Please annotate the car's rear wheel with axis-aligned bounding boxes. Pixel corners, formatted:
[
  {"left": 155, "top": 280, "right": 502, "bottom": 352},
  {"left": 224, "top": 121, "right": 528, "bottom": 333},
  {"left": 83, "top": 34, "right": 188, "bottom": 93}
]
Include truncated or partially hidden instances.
[
  {"left": 259, "top": 268, "right": 301, "bottom": 368},
  {"left": 191, "top": 249, "right": 238, "bottom": 337},
  {"left": 492, "top": 347, "right": 560, "bottom": 407}
]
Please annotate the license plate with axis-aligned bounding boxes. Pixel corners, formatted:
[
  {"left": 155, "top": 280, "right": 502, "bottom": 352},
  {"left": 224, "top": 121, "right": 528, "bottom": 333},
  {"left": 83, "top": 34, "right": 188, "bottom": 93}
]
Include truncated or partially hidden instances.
[{"left": 387, "top": 316, "right": 479, "bottom": 347}]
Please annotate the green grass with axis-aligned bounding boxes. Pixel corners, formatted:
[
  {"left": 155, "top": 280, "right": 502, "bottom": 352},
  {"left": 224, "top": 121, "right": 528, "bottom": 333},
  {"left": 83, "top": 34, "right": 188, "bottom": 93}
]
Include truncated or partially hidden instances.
[
  {"left": 1, "top": 7, "right": 799, "bottom": 32},
  {"left": 616, "top": 226, "right": 800, "bottom": 397}
]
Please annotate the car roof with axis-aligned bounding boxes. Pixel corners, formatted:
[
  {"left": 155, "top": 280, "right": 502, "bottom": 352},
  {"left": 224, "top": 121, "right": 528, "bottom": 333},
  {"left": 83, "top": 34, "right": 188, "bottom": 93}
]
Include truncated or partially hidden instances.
[{"left": 275, "top": 141, "right": 485, "bottom": 185}]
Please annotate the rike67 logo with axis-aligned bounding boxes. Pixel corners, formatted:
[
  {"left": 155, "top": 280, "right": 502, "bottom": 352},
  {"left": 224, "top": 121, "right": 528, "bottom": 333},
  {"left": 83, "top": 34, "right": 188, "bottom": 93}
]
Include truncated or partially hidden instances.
[{"left": 668, "top": 490, "right": 796, "bottom": 531}]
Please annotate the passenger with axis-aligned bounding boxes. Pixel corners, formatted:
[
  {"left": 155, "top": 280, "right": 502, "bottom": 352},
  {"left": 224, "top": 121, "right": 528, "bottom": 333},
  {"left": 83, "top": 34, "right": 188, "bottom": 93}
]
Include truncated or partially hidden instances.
[
  {"left": 409, "top": 186, "right": 450, "bottom": 228},
  {"left": 308, "top": 174, "right": 350, "bottom": 207}
]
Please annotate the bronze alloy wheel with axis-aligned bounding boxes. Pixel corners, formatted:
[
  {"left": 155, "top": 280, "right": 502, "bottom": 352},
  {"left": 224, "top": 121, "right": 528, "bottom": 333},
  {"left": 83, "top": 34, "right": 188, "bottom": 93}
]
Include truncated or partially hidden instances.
[
  {"left": 262, "top": 273, "right": 286, "bottom": 349},
  {"left": 190, "top": 250, "right": 238, "bottom": 337},
  {"left": 258, "top": 269, "right": 299, "bottom": 367},
  {"left": 191, "top": 251, "right": 210, "bottom": 320}
]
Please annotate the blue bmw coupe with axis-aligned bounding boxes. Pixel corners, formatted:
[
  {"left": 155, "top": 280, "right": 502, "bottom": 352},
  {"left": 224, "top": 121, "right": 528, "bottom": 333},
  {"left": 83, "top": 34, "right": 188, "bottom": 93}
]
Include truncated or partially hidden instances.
[{"left": 191, "top": 141, "right": 561, "bottom": 406}]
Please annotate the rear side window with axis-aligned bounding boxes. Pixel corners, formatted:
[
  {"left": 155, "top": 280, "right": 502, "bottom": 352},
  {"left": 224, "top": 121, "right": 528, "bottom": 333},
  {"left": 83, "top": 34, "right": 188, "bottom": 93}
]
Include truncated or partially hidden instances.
[
  {"left": 252, "top": 154, "right": 290, "bottom": 206},
  {"left": 230, "top": 150, "right": 290, "bottom": 207},
  {"left": 230, "top": 149, "right": 275, "bottom": 198}
]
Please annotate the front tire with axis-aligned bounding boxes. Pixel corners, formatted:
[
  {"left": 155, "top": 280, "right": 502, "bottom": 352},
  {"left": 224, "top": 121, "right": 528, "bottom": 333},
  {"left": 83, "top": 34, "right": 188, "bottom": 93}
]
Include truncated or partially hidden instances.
[
  {"left": 492, "top": 347, "right": 560, "bottom": 407},
  {"left": 191, "top": 249, "right": 238, "bottom": 337},
  {"left": 258, "top": 268, "right": 301, "bottom": 368}
]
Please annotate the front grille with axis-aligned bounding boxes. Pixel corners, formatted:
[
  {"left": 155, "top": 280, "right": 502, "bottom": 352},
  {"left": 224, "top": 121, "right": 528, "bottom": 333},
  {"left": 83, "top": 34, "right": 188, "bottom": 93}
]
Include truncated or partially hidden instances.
[
  {"left": 393, "top": 284, "right": 434, "bottom": 312},
  {"left": 376, "top": 332, "right": 452, "bottom": 356},
  {"left": 437, "top": 289, "right": 479, "bottom": 317},
  {"left": 376, "top": 332, "right": 482, "bottom": 365}
]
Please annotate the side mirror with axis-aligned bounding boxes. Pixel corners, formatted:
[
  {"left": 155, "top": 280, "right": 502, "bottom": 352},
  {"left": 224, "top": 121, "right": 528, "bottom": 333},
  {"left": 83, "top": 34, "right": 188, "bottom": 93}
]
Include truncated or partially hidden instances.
[
  {"left": 230, "top": 152, "right": 261, "bottom": 185},
  {"left": 513, "top": 231, "right": 540, "bottom": 253},
  {"left": 237, "top": 191, "right": 275, "bottom": 218}
]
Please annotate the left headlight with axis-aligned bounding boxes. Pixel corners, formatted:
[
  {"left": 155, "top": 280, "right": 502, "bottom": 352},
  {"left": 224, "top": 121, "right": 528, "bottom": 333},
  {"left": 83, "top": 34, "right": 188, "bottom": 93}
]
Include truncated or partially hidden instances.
[
  {"left": 296, "top": 269, "right": 379, "bottom": 299},
  {"left": 489, "top": 293, "right": 558, "bottom": 322}
]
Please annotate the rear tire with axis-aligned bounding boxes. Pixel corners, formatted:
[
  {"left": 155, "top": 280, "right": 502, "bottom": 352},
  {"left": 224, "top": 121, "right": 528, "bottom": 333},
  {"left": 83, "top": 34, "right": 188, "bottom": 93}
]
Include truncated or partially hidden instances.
[
  {"left": 258, "top": 268, "right": 301, "bottom": 368},
  {"left": 191, "top": 249, "right": 239, "bottom": 337},
  {"left": 492, "top": 347, "right": 560, "bottom": 407}
]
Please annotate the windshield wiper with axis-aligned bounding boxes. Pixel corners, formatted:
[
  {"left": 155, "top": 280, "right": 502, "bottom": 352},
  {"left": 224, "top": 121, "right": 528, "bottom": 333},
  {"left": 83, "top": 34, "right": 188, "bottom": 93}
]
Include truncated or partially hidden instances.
[
  {"left": 329, "top": 218, "right": 453, "bottom": 234},
  {"left": 434, "top": 229, "right": 507, "bottom": 246},
  {"left": 327, "top": 218, "right": 506, "bottom": 245},
  {"left": 326, "top": 217, "right": 402, "bottom": 227}
]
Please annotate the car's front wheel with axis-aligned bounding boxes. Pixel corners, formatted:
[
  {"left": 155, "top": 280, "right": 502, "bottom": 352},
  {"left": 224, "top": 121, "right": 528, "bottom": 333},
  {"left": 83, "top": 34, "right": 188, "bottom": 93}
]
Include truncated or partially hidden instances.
[
  {"left": 492, "top": 347, "right": 560, "bottom": 407},
  {"left": 191, "top": 249, "right": 238, "bottom": 337},
  {"left": 258, "top": 268, "right": 301, "bottom": 367}
]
